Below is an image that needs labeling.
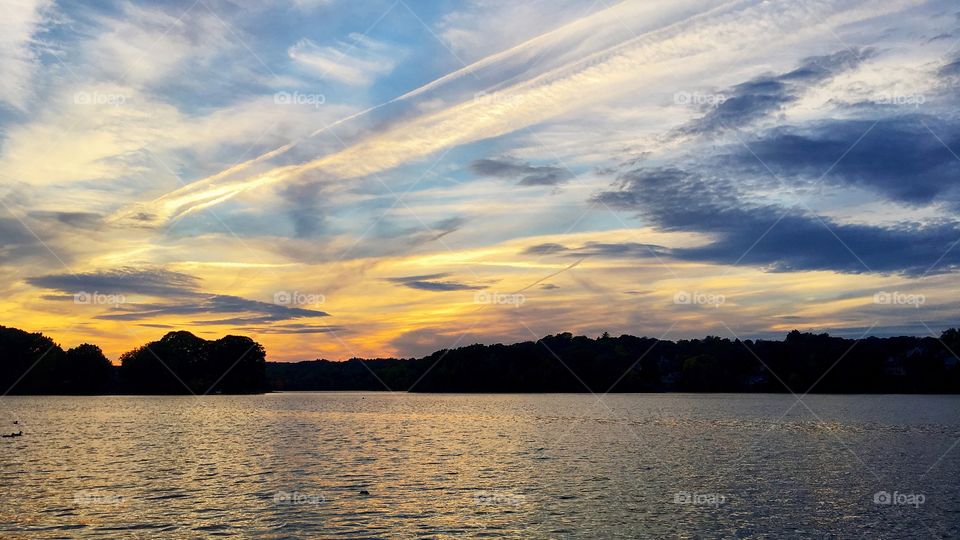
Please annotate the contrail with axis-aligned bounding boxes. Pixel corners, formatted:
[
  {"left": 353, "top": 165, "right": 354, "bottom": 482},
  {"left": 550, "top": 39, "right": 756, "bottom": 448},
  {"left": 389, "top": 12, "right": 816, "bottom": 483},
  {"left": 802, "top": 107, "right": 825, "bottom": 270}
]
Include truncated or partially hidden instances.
[
  {"left": 112, "top": 0, "right": 907, "bottom": 227},
  {"left": 109, "top": 0, "right": 711, "bottom": 226},
  {"left": 515, "top": 258, "right": 585, "bottom": 294}
]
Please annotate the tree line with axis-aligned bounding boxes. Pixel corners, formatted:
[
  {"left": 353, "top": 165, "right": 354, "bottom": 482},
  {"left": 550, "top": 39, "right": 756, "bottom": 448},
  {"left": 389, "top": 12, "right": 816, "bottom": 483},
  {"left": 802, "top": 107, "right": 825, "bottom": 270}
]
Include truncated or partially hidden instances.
[
  {"left": 2, "top": 325, "right": 960, "bottom": 394},
  {"left": 267, "top": 330, "right": 960, "bottom": 393},
  {"left": 0, "top": 326, "right": 265, "bottom": 394}
]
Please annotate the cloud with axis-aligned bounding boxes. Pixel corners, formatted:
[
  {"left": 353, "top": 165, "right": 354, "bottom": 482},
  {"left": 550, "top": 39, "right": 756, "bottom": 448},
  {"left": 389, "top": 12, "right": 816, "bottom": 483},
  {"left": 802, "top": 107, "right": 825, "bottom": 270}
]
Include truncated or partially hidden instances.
[
  {"left": 0, "top": 0, "right": 50, "bottom": 109},
  {"left": 731, "top": 117, "right": 960, "bottom": 207},
  {"left": 27, "top": 267, "right": 330, "bottom": 322},
  {"left": 595, "top": 167, "right": 960, "bottom": 276},
  {"left": 680, "top": 48, "right": 875, "bottom": 135},
  {"left": 289, "top": 34, "right": 399, "bottom": 86},
  {"left": 386, "top": 273, "right": 483, "bottom": 291},
  {"left": 239, "top": 323, "right": 344, "bottom": 334},
  {"left": 568, "top": 241, "right": 672, "bottom": 258},
  {"left": 94, "top": 294, "right": 329, "bottom": 321},
  {"left": 523, "top": 241, "right": 671, "bottom": 258},
  {"left": 470, "top": 157, "right": 574, "bottom": 186},
  {"left": 27, "top": 211, "right": 103, "bottom": 229},
  {"left": 0, "top": 217, "right": 37, "bottom": 247},
  {"left": 81, "top": 2, "right": 234, "bottom": 89},
  {"left": 1, "top": 89, "right": 351, "bottom": 188},
  {"left": 938, "top": 55, "right": 960, "bottom": 78},
  {"left": 377, "top": 216, "right": 467, "bottom": 246},
  {"left": 120, "top": 0, "right": 910, "bottom": 226},
  {"left": 27, "top": 267, "right": 201, "bottom": 296},
  {"left": 278, "top": 180, "right": 328, "bottom": 238},
  {"left": 523, "top": 242, "right": 569, "bottom": 255}
]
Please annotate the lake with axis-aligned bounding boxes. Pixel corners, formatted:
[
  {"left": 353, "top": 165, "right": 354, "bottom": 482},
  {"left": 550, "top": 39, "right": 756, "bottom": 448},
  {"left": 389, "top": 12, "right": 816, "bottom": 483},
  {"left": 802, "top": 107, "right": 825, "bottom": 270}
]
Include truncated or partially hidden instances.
[{"left": 1, "top": 393, "right": 957, "bottom": 538}]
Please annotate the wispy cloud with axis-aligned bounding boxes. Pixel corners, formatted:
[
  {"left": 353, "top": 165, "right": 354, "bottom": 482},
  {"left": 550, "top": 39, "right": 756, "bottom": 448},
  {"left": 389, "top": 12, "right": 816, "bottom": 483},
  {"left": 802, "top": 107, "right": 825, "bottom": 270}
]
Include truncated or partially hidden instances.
[
  {"left": 27, "top": 267, "right": 201, "bottom": 296},
  {"left": 0, "top": 0, "right": 50, "bottom": 110},
  {"left": 94, "top": 295, "right": 329, "bottom": 322},
  {"left": 289, "top": 34, "right": 399, "bottom": 86},
  {"left": 116, "top": 0, "right": 912, "bottom": 227},
  {"left": 386, "top": 273, "right": 483, "bottom": 292}
]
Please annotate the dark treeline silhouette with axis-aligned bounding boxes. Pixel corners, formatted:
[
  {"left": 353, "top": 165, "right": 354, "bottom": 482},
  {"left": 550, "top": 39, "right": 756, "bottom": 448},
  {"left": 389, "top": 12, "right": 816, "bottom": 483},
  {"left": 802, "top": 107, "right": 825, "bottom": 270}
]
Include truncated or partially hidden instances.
[
  {"left": 0, "top": 326, "right": 115, "bottom": 394},
  {"left": 267, "top": 330, "right": 960, "bottom": 393},
  {"left": 120, "top": 331, "right": 266, "bottom": 394},
  {"left": 0, "top": 326, "right": 265, "bottom": 395},
  {"left": 3, "top": 325, "right": 960, "bottom": 394}
]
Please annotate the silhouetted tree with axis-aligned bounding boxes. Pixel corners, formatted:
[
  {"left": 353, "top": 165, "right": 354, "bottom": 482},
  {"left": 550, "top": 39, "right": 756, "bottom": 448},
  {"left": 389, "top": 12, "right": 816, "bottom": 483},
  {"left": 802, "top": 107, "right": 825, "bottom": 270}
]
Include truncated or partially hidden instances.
[
  {"left": 63, "top": 344, "right": 114, "bottom": 394},
  {"left": 119, "top": 331, "right": 266, "bottom": 394}
]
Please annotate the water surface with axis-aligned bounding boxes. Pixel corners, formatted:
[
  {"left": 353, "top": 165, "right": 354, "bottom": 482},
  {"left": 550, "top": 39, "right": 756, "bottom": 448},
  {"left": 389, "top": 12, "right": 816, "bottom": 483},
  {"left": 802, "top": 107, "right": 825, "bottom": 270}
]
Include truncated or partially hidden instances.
[{"left": 1, "top": 393, "right": 957, "bottom": 538}]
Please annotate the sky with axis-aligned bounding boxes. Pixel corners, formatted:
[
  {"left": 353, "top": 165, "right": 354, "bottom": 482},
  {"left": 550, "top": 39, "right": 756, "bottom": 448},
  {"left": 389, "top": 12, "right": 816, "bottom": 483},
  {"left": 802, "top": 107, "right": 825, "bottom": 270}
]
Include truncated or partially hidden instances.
[{"left": 1, "top": 0, "right": 959, "bottom": 362}]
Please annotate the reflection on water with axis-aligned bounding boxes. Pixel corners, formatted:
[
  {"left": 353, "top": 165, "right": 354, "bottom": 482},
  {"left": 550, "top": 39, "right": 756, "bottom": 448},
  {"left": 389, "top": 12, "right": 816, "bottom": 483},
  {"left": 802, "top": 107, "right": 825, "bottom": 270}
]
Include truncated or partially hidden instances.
[{"left": 1, "top": 393, "right": 958, "bottom": 538}]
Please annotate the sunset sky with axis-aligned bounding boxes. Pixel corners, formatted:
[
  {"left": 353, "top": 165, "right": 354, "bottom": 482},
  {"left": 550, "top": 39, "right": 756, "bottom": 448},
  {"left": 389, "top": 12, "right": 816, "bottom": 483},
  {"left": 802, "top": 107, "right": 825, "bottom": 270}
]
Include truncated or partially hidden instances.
[{"left": 2, "top": 0, "right": 959, "bottom": 361}]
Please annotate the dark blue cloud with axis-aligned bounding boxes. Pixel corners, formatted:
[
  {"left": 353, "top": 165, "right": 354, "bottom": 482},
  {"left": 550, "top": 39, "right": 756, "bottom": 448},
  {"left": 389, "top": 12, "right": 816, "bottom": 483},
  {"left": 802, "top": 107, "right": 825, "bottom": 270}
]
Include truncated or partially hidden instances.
[
  {"left": 27, "top": 267, "right": 201, "bottom": 296},
  {"left": 94, "top": 295, "right": 329, "bottom": 321},
  {"left": 386, "top": 273, "right": 483, "bottom": 291},
  {"left": 592, "top": 50, "right": 960, "bottom": 276},
  {"left": 28, "top": 268, "right": 330, "bottom": 322},
  {"left": 594, "top": 167, "right": 960, "bottom": 275},
  {"left": 28, "top": 211, "right": 103, "bottom": 229},
  {"left": 523, "top": 243, "right": 569, "bottom": 255},
  {"left": 730, "top": 117, "right": 960, "bottom": 207},
  {"left": 682, "top": 49, "right": 875, "bottom": 134},
  {"left": 279, "top": 181, "right": 329, "bottom": 238},
  {"left": 939, "top": 55, "right": 960, "bottom": 78},
  {"left": 470, "top": 157, "right": 574, "bottom": 186}
]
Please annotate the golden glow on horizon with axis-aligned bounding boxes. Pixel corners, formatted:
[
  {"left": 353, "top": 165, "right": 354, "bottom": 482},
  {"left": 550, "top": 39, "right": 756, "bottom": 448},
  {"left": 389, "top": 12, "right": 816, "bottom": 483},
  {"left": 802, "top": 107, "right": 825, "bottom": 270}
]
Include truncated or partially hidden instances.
[{"left": 2, "top": 225, "right": 937, "bottom": 363}]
